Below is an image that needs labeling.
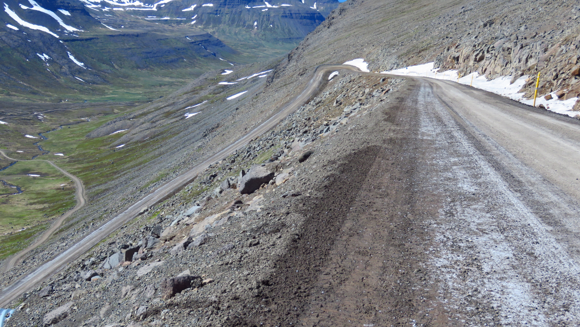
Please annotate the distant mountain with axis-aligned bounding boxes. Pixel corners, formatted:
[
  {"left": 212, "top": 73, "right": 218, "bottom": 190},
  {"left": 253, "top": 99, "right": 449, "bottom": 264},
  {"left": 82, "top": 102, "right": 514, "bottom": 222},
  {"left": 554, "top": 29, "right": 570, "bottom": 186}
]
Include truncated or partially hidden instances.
[{"left": 0, "top": 0, "right": 338, "bottom": 101}]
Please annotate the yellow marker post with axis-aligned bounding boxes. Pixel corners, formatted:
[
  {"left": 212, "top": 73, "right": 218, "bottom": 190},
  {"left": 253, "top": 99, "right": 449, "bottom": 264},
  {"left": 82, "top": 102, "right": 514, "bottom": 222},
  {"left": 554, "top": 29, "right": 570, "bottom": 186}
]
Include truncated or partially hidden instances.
[
  {"left": 471, "top": 74, "right": 474, "bottom": 87},
  {"left": 533, "top": 72, "right": 541, "bottom": 107},
  {"left": 458, "top": 73, "right": 461, "bottom": 82}
]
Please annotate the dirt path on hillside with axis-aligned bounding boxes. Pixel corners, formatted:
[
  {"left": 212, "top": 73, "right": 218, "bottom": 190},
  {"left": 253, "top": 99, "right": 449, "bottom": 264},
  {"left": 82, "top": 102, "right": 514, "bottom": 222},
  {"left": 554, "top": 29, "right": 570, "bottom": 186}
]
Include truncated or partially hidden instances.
[
  {"left": 0, "top": 150, "right": 87, "bottom": 274},
  {"left": 230, "top": 77, "right": 580, "bottom": 325}
]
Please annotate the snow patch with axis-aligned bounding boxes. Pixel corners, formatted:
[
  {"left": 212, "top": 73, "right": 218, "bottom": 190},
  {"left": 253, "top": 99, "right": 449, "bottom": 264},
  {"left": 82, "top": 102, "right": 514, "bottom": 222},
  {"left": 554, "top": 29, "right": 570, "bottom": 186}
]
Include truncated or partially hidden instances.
[
  {"left": 227, "top": 91, "right": 248, "bottom": 100},
  {"left": 74, "top": 76, "right": 85, "bottom": 82},
  {"left": 236, "top": 69, "right": 272, "bottom": 81},
  {"left": 281, "top": 4, "right": 292, "bottom": 6},
  {"left": 343, "top": 58, "right": 369, "bottom": 72},
  {"left": 58, "top": 9, "right": 71, "bottom": 15},
  {"left": 6, "top": 23, "right": 18, "bottom": 30},
  {"left": 16, "top": 150, "right": 23, "bottom": 153},
  {"left": 328, "top": 71, "right": 339, "bottom": 80},
  {"left": 54, "top": 153, "right": 64, "bottom": 156},
  {"left": 115, "top": 144, "right": 125, "bottom": 148},
  {"left": 384, "top": 62, "right": 580, "bottom": 118},
  {"left": 25, "top": 134, "right": 38, "bottom": 139},
  {"left": 184, "top": 112, "right": 200, "bottom": 119},
  {"left": 221, "top": 69, "right": 233, "bottom": 75},
  {"left": 202, "top": 3, "right": 213, "bottom": 7},
  {"left": 102, "top": 23, "right": 116, "bottom": 30},
  {"left": 25, "top": 0, "right": 82, "bottom": 32},
  {"left": 37, "top": 53, "right": 51, "bottom": 61},
  {"left": 0, "top": 120, "right": 7, "bottom": 125},
  {"left": 182, "top": 4, "right": 196, "bottom": 11},
  {"left": 27, "top": 174, "right": 40, "bottom": 177},
  {"left": 109, "top": 129, "right": 126, "bottom": 135},
  {"left": 310, "top": 2, "right": 316, "bottom": 9},
  {"left": 219, "top": 81, "right": 237, "bottom": 85},
  {"left": 4, "top": 3, "right": 59, "bottom": 37},
  {"left": 67, "top": 51, "right": 86, "bottom": 69}
]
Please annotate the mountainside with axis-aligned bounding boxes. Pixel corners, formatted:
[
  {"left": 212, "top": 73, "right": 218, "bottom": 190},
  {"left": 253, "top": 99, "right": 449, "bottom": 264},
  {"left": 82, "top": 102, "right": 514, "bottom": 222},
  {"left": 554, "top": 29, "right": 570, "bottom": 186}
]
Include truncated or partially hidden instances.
[
  {"left": 0, "top": 0, "right": 337, "bottom": 101},
  {"left": 6, "top": 0, "right": 580, "bottom": 326}
]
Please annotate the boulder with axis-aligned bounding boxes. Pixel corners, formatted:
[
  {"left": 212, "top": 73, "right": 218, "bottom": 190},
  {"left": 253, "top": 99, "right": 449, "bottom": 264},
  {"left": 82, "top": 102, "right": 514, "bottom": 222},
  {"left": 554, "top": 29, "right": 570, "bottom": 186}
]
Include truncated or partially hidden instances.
[
  {"left": 544, "top": 94, "right": 553, "bottom": 100},
  {"left": 238, "top": 166, "right": 274, "bottom": 194},
  {"left": 123, "top": 247, "right": 140, "bottom": 262},
  {"left": 170, "top": 238, "right": 191, "bottom": 256},
  {"left": 43, "top": 302, "right": 74, "bottom": 326},
  {"left": 81, "top": 270, "right": 100, "bottom": 281},
  {"left": 150, "top": 225, "right": 162, "bottom": 238},
  {"left": 159, "top": 275, "right": 202, "bottom": 299},
  {"left": 102, "top": 252, "right": 123, "bottom": 269},
  {"left": 188, "top": 233, "right": 209, "bottom": 248},
  {"left": 555, "top": 90, "right": 566, "bottom": 99}
]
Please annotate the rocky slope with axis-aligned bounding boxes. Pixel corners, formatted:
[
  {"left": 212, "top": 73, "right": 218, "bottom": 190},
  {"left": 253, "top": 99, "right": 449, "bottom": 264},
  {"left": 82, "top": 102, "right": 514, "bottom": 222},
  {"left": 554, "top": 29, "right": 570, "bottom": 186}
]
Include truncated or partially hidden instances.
[{"left": 4, "top": 0, "right": 580, "bottom": 325}]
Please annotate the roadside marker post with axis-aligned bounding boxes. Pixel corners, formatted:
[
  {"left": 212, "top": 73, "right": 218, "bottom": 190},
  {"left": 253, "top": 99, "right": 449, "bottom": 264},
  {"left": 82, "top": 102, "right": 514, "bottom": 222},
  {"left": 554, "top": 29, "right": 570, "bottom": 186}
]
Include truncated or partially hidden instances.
[
  {"left": 471, "top": 74, "right": 474, "bottom": 87},
  {"left": 533, "top": 72, "right": 541, "bottom": 107}
]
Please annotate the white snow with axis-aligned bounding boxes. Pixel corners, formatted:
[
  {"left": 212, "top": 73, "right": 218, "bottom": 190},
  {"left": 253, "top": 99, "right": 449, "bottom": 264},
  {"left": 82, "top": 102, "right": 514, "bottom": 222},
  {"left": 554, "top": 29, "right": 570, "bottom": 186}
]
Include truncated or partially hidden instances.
[
  {"left": 113, "top": 7, "right": 123, "bottom": 10},
  {"left": 184, "top": 112, "right": 200, "bottom": 119},
  {"left": 328, "top": 71, "right": 339, "bottom": 80},
  {"left": 27, "top": 174, "right": 40, "bottom": 177},
  {"left": 185, "top": 101, "right": 207, "bottom": 110},
  {"left": 19, "top": 4, "right": 29, "bottom": 9},
  {"left": 182, "top": 4, "right": 196, "bottom": 11},
  {"left": 221, "top": 69, "right": 233, "bottom": 75},
  {"left": 192, "top": 14, "right": 197, "bottom": 19},
  {"left": 343, "top": 58, "right": 370, "bottom": 72},
  {"left": 258, "top": 74, "right": 268, "bottom": 78},
  {"left": 115, "top": 144, "right": 125, "bottom": 148},
  {"left": 281, "top": 4, "right": 292, "bottom": 6},
  {"left": 16, "top": 150, "right": 23, "bottom": 153},
  {"left": 25, "top": 134, "right": 38, "bottom": 139},
  {"left": 4, "top": 3, "right": 59, "bottom": 38},
  {"left": 236, "top": 69, "right": 273, "bottom": 81},
  {"left": 384, "top": 62, "right": 580, "bottom": 118},
  {"left": 37, "top": 53, "right": 51, "bottom": 62},
  {"left": 219, "top": 81, "right": 237, "bottom": 85},
  {"left": 262, "top": 8, "right": 268, "bottom": 11},
  {"left": 310, "top": 2, "right": 316, "bottom": 9},
  {"left": 109, "top": 129, "right": 126, "bottom": 135},
  {"left": 202, "top": 3, "right": 214, "bottom": 7},
  {"left": 67, "top": 51, "right": 86, "bottom": 69},
  {"left": 74, "top": 76, "right": 85, "bottom": 82},
  {"left": 58, "top": 9, "right": 71, "bottom": 15},
  {"left": 253, "top": 21, "right": 257, "bottom": 29},
  {"left": 54, "top": 153, "right": 64, "bottom": 156},
  {"left": 253, "top": 5, "right": 266, "bottom": 8},
  {"left": 102, "top": 23, "right": 116, "bottom": 30},
  {"left": 25, "top": 0, "right": 82, "bottom": 32},
  {"left": 227, "top": 91, "right": 248, "bottom": 100},
  {"left": 6, "top": 24, "right": 18, "bottom": 30},
  {"left": 245, "top": 5, "right": 250, "bottom": 8},
  {"left": 0, "top": 120, "right": 7, "bottom": 125}
]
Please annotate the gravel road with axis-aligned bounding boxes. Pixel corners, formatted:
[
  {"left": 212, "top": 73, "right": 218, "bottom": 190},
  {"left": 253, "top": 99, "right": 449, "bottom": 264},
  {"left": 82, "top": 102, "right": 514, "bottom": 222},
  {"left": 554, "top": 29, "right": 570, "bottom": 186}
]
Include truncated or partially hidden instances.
[{"left": 232, "top": 77, "right": 580, "bottom": 325}]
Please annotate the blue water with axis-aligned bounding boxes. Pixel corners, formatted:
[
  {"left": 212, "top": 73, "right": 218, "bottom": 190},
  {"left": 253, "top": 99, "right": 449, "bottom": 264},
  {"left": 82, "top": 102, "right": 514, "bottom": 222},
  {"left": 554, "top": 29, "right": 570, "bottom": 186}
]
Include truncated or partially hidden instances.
[
  {"left": 0, "top": 180, "right": 22, "bottom": 195},
  {"left": 0, "top": 308, "right": 15, "bottom": 327},
  {"left": 338, "top": 0, "right": 347, "bottom": 3}
]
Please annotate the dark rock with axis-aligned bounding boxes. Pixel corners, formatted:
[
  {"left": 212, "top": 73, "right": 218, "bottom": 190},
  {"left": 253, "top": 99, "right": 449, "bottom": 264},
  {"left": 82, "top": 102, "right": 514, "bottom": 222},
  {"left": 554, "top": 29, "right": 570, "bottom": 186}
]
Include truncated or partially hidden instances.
[
  {"left": 43, "top": 302, "right": 74, "bottom": 326},
  {"left": 123, "top": 247, "right": 140, "bottom": 262},
  {"left": 159, "top": 275, "right": 202, "bottom": 299},
  {"left": 238, "top": 166, "right": 274, "bottom": 194},
  {"left": 555, "top": 90, "right": 566, "bottom": 98},
  {"left": 298, "top": 150, "right": 314, "bottom": 163},
  {"left": 247, "top": 239, "right": 260, "bottom": 247}
]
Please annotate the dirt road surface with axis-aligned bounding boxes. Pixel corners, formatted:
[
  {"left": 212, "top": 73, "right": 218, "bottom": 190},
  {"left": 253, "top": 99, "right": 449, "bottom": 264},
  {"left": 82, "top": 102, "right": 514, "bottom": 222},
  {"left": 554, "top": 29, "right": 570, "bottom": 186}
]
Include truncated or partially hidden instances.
[{"left": 230, "top": 78, "right": 580, "bottom": 326}]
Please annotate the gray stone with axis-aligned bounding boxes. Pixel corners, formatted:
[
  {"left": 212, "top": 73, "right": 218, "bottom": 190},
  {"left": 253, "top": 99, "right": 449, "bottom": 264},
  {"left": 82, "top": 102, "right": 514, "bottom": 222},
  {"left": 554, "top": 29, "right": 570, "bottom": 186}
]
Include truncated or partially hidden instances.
[
  {"left": 238, "top": 165, "right": 274, "bottom": 194},
  {"left": 43, "top": 301, "right": 74, "bottom": 326},
  {"left": 102, "top": 252, "right": 123, "bottom": 269},
  {"left": 123, "top": 247, "right": 140, "bottom": 262},
  {"left": 170, "top": 238, "right": 191, "bottom": 256},
  {"left": 298, "top": 150, "right": 314, "bottom": 163},
  {"left": 188, "top": 233, "right": 209, "bottom": 248},
  {"left": 150, "top": 225, "right": 162, "bottom": 238},
  {"left": 39, "top": 285, "right": 53, "bottom": 298},
  {"left": 145, "top": 236, "right": 159, "bottom": 249}
]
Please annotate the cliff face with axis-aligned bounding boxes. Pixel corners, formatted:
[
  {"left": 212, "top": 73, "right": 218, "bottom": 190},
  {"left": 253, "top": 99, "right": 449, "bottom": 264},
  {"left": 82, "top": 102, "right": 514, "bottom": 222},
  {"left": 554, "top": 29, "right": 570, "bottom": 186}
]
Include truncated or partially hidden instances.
[{"left": 434, "top": 2, "right": 580, "bottom": 105}]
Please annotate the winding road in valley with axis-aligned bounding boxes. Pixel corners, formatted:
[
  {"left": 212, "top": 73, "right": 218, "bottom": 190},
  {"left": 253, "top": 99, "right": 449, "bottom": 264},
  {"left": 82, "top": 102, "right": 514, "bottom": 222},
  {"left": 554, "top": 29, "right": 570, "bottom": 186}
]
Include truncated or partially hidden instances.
[
  {"left": 3, "top": 64, "right": 580, "bottom": 326},
  {"left": 0, "top": 150, "right": 87, "bottom": 274}
]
